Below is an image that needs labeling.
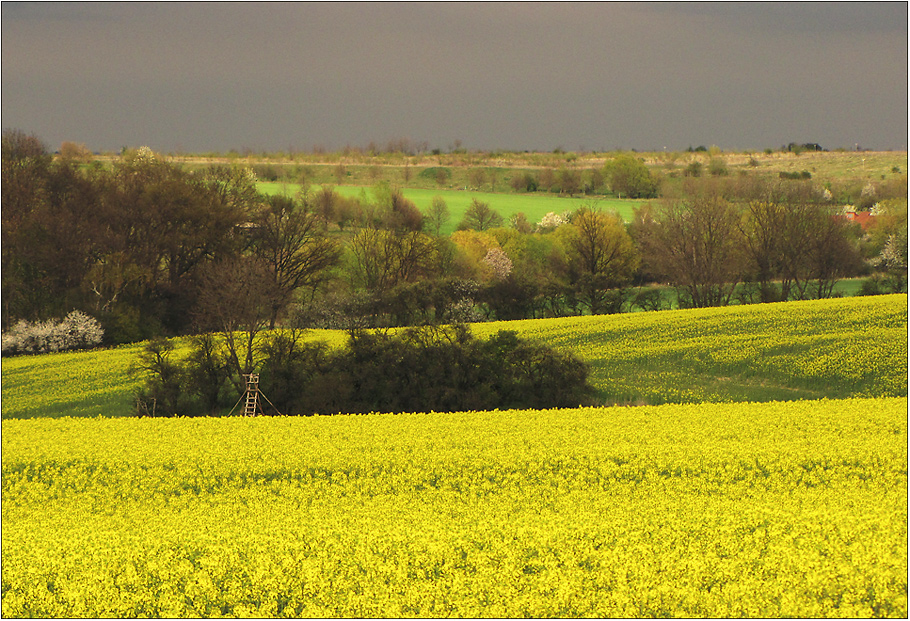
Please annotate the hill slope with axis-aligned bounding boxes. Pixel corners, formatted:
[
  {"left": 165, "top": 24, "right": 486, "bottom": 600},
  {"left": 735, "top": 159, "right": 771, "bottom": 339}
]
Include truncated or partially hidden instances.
[
  {"left": 1, "top": 295, "right": 905, "bottom": 419},
  {"left": 474, "top": 294, "right": 908, "bottom": 404}
]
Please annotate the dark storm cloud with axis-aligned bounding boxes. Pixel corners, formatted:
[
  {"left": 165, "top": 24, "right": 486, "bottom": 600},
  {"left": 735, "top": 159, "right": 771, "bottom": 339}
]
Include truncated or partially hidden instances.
[
  {"left": 643, "top": 1, "right": 907, "bottom": 34},
  {"left": 2, "top": 2, "right": 906, "bottom": 153}
]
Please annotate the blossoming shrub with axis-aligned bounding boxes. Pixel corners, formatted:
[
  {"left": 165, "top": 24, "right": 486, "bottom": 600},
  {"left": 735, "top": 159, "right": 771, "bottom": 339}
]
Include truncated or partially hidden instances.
[
  {"left": 536, "top": 210, "right": 568, "bottom": 231},
  {"left": 1, "top": 311, "right": 104, "bottom": 356}
]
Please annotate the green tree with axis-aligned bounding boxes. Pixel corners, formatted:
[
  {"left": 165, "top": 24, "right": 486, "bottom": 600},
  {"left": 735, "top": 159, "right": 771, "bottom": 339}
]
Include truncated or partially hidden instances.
[
  {"left": 456, "top": 198, "right": 504, "bottom": 231},
  {"left": 604, "top": 154, "right": 657, "bottom": 198},
  {"left": 564, "top": 207, "right": 640, "bottom": 314},
  {"left": 427, "top": 195, "right": 450, "bottom": 236}
]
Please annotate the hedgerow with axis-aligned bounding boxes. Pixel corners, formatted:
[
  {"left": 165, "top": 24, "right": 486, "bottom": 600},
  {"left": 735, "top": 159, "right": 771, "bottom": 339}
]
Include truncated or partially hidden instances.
[{"left": 135, "top": 325, "right": 595, "bottom": 417}]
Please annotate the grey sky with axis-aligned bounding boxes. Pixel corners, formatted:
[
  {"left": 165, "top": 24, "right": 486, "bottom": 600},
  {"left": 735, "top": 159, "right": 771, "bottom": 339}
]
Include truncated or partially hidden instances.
[{"left": 2, "top": 2, "right": 907, "bottom": 153}]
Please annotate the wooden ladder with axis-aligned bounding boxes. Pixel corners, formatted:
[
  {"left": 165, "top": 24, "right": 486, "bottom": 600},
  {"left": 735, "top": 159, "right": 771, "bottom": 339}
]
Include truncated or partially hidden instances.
[{"left": 243, "top": 374, "right": 260, "bottom": 416}]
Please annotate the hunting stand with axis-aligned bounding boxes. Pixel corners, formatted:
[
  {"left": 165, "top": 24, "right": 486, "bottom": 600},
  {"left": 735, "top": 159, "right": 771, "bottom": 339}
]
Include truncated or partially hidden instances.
[{"left": 228, "top": 373, "right": 281, "bottom": 416}]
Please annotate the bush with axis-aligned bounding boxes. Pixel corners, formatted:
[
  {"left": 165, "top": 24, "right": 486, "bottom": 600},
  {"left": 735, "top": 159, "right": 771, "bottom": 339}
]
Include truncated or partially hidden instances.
[
  {"left": 2, "top": 311, "right": 104, "bottom": 356},
  {"left": 536, "top": 211, "right": 568, "bottom": 232},
  {"left": 133, "top": 338, "right": 193, "bottom": 417},
  {"left": 419, "top": 167, "right": 452, "bottom": 185},
  {"left": 631, "top": 288, "right": 666, "bottom": 312},
  {"left": 779, "top": 171, "right": 812, "bottom": 180},
  {"left": 597, "top": 288, "right": 632, "bottom": 314},
  {"left": 135, "top": 325, "right": 596, "bottom": 416},
  {"left": 330, "top": 326, "right": 594, "bottom": 413},
  {"left": 291, "top": 280, "right": 483, "bottom": 330},
  {"left": 604, "top": 154, "right": 658, "bottom": 198},
  {"left": 481, "top": 278, "right": 538, "bottom": 321},
  {"left": 252, "top": 163, "right": 281, "bottom": 181},
  {"left": 684, "top": 161, "right": 703, "bottom": 178},
  {"left": 856, "top": 274, "right": 907, "bottom": 297},
  {"left": 708, "top": 158, "right": 729, "bottom": 177}
]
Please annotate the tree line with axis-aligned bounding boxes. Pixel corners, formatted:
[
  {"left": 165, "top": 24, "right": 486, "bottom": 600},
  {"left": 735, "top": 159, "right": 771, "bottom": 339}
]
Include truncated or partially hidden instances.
[{"left": 3, "top": 130, "right": 906, "bottom": 348}]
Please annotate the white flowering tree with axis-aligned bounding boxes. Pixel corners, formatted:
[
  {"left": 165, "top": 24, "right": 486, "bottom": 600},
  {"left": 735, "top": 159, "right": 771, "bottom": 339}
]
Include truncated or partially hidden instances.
[
  {"left": 536, "top": 211, "right": 568, "bottom": 232},
  {"left": 482, "top": 248, "right": 513, "bottom": 281}
]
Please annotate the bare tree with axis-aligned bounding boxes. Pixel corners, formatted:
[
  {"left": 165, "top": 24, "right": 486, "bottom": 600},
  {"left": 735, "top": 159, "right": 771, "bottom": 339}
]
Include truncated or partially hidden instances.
[
  {"left": 194, "top": 257, "right": 278, "bottom": 391},
  {"left": 558, "top": 166, "right": 582, "bottom": 196},
  {"left": 384, "top": 190, "right": 424, "bottom": 232},
  {"left": 737, "top": 179, "right": 817, "bottom": 301},
  {"left": 468, "top": 168, "right": 487, "bottom": 190},
  {"left": 538, "top": 167, "right": 556, "bottom": 192},
  {"left": 804, "top": 208, "right": 864, "bottom": 299},
  {"left": 347, "top": 228, "right": 438, "bottom": 292},
  {"left": 741, "top": 199, "right": 789, "bottom": 302},
  {"left": 59, "top": 141, "right": 93, "bottom": 163},
  {"left": 635, "top": 189, "right": 747, "bottom": 307},
  {"left": 334, "top": 163, "right": 346, "bottom": 184},
  {"left": 739, "top": 180, "right": 862, "bottom": 301},
  {"left": 250, "top": 194, "right": 341, "bottom": 328}
]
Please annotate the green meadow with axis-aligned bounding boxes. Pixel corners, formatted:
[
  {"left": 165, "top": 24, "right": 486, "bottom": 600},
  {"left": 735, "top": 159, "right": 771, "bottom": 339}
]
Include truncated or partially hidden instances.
[{"left": 257, "top": 182, "right": 645, "bottom": 235}]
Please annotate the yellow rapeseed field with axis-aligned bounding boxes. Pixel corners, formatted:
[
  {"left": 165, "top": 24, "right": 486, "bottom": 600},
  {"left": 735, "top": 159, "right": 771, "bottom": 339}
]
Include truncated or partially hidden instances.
[
  {"left": 3, "top": 397, "right": 906, "bottom": 617},
  {"left": 2, "top": 294, "right": 906, "bottom": 419},
  {"left": 475, "top": 293, "right": 908, "bottom": 403}
]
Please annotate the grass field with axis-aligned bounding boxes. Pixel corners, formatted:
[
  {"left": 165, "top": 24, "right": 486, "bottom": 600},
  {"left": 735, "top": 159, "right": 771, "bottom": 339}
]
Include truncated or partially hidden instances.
[
  {"left": 257, "top": 182, "right": 645, "bottom": 235},
  {"left": 2, "top": 397, "right": 906, "bottom": 617},
  {"left": 2, "top": 294, "right": 905, "bottom": 419},
  {"left": 173, "top": 149, "right": 907, "bottom": 188},
  {"left": 728, "top": 149, "right": 907, "bottom": 181}
]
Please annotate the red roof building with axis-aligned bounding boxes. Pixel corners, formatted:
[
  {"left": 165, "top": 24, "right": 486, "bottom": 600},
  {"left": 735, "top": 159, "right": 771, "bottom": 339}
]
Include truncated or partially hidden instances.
[{"left": 840, "top": 211, "right": 877, "bottom": 230}]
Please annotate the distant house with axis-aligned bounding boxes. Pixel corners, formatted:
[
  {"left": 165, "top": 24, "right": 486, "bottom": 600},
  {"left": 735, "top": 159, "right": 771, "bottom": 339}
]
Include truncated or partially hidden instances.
[{"left": 839, "top": 211, "right": 877, "bottom": 231}]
